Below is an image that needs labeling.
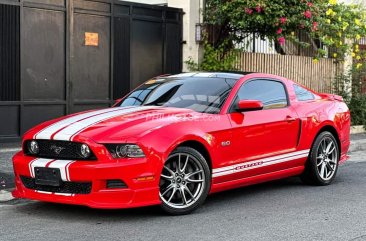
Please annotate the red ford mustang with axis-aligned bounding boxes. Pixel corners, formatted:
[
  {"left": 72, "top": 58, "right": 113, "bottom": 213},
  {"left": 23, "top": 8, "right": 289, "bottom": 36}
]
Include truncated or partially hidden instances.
[{"left": 12, "top": 72, "right": 350, "bottom": 215}]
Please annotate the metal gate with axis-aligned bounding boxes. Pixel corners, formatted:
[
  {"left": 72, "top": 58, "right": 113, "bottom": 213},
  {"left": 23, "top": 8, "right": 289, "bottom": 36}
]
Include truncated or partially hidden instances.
[{"left": 0, "top": 0, "right": 183, "bottom": 142}]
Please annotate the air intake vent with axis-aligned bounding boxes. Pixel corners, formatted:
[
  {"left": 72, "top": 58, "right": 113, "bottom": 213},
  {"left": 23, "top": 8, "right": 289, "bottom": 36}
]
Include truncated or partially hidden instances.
[
  {"left": 21, "top": 176, "right": 92, "bottom": 194},
  {"left": 106, "top": 179, "right": 127, "bottom": 189}
]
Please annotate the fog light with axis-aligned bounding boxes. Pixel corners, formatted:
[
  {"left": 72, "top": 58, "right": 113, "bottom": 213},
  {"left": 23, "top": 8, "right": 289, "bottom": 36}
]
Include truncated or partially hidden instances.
[
  {"left": 80, "top": 144, "right": 91, "bottom": 158},
  {"left": 28, "top": 140, "right": 39, "bottom": 155}
]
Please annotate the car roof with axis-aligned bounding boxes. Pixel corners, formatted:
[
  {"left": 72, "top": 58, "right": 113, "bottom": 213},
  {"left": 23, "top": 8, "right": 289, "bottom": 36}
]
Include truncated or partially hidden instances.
[{"left": 166, "top": 72, "right": 254, "bottom": 80}]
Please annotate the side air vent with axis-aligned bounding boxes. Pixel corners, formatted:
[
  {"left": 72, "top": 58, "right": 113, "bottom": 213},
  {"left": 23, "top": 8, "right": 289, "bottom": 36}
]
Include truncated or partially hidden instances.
[{"left": 106, "top": 179, "right": 128, "bottom": 189}]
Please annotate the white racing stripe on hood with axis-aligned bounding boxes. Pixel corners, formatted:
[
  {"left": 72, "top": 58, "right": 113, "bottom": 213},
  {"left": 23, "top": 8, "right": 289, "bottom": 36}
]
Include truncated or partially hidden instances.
[
  {"left": 52, "top": 106, "right": 157, "bottom": 141},
  {"left": 34, "top": 107, "right": 134, "bottom": 140}
]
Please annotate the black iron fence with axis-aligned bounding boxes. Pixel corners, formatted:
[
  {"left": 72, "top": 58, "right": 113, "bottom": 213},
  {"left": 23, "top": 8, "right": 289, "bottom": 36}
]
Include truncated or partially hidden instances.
[{"left": 0, "top": 0, "right": 183, "bottom": 142}]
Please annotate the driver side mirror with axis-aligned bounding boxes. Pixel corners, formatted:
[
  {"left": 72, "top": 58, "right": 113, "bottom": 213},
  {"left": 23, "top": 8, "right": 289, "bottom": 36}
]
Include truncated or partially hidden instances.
[{"left": 235, "top": 100, "right": 263, "bottom": 112}]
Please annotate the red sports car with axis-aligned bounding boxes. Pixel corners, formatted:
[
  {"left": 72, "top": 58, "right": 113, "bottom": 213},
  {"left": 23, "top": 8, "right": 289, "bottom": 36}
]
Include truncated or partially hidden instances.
[{"left": 12, "top": 72, "right": 350, "bottom": 215}]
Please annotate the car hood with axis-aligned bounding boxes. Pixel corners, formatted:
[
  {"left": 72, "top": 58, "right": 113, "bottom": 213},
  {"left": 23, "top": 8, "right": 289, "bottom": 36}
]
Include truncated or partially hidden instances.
[{"left": 30, "top": 106, "right": 202, "bottom": 143}]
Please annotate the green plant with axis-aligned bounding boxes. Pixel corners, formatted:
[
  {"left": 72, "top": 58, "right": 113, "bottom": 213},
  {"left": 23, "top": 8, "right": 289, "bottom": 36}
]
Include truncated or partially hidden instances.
[
  {"left": 205, "top": 0, "right": 366, "bottom": 63},
  {"left": 185, "top": 41, "right": 239, "bottom": 71},
  {"left": 334, "top": 64, "right": 366, "bottom": 128},
  {"left": 348, "top": 95, "right": 366, "bottom": 128}
]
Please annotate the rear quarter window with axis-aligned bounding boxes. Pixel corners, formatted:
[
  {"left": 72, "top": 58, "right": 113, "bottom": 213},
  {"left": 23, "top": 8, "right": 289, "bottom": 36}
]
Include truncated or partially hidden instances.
[{"left": 294, "top": 84, "right": 315, "bottom": 101}]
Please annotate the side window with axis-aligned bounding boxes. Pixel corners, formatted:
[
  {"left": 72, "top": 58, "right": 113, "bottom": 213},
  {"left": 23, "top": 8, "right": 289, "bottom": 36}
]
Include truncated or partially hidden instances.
[
  {"left": 294, "top": 84, "right": 315, "bottom": 101},
  {"left": 237, "top": 79, "right": 288, "bottom": 109}
]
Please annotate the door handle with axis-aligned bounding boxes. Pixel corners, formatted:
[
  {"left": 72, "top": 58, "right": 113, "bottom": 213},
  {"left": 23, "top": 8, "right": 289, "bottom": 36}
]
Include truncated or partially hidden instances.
[{"left": 285, "top": 115, "right": 296, "bottom": 122}]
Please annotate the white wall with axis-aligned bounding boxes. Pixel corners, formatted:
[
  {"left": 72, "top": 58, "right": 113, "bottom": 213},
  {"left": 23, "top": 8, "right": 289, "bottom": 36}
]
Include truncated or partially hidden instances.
[
  {"left": 237, "top": 35, "right": 278, "bottom": 54},
  {"left": 340, "top": 0, "right": 365, "bottom": 6},
  {"left": 167, "top": 0, "right": 203, "bottom": 72},
  {"left": 121, "top": 0, "right": 168, "bottom": 5}
]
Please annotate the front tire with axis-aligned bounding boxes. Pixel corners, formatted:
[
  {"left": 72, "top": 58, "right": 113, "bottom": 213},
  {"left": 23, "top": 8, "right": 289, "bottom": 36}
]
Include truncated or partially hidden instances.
[
  {"left": 301, "top": 131, "right": 339, "bottom": 186},
  {"left": 159, "top": 146, "right": 211, "bottom": 215}
]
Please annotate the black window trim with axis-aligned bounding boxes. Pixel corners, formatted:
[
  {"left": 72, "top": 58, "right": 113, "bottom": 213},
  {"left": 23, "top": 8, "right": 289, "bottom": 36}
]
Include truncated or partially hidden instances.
[{"left": 228, "top": 78, "right": 290, "bottom": 113}]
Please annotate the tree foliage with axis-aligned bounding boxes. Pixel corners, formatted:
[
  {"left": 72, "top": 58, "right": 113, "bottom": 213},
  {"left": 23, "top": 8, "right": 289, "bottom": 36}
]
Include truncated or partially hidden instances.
[
  {"left": 334, "top": 63, "right": 366, "bottom": 128},
  {"left": 205, "top": 0, "right": 366, "bottom": 65},
  {"left": 185, "top": 41, "right": 239, "bottom": 71}
]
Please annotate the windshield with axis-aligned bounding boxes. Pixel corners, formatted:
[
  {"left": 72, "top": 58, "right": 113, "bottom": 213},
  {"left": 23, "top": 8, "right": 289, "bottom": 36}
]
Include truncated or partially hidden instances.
[{"left": 118, "top": 77, "right": 236, "bottom": 113}]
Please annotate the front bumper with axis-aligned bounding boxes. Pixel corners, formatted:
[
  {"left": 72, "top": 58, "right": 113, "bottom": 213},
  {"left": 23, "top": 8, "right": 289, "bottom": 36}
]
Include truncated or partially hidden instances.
[{"left": 12, "top": 151, "right": 162, "bottom": 209}]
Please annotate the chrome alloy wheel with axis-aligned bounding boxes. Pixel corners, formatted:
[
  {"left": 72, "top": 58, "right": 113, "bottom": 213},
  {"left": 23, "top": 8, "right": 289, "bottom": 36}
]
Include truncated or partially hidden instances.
[
  {"left": 316, "top": 137, "right": 338, "bottom": 181},
  {"left": 159, "top": 153, "right": 206, "bottom": 209}
]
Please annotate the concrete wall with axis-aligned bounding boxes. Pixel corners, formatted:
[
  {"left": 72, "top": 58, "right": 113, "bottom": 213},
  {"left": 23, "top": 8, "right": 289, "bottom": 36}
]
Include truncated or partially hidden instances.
[
  {"left": 121, "top": 0, "right": 168, "bottom": 5},
  {"left": 340, "top": 0, "right": 365, "bottom": 6},
  {"left": 167, "top": 0, "right": 203, "bottom": 71}
]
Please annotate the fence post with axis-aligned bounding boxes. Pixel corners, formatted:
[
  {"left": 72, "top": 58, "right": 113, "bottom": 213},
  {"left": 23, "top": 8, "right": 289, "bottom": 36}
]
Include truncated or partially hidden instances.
[{"left": 343, "top": 39, "right": 353, "bottom": 97}]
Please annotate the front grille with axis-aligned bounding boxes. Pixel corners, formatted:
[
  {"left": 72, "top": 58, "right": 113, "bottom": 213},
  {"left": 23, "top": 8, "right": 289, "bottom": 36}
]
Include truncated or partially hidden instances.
[
  {"left": 20, "top": 176, "right": 92, "bottom": 194},
  {"left": 23, "top": 140, "right": 96, "bottom": 160}
]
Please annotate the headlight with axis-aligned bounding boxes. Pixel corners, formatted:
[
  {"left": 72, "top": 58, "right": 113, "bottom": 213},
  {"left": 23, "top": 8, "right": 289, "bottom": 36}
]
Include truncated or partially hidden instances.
[
  {"left": 80, "top": 144, "right": 91, "bottom": 158},
  {"left": 105, "top": 144, "right": 145, "bottom": 158},
  {"left": 28, "top": 140, "right": 39, "bottom": 154}
]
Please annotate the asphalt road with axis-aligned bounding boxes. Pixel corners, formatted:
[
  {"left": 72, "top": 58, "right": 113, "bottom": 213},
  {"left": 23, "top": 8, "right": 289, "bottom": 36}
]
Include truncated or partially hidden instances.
[{"left": 0, "top": 150, "right": 365, "bottom": 241}]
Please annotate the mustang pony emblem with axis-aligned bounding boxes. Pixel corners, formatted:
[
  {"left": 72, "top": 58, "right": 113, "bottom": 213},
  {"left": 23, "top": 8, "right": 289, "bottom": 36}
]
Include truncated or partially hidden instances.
[{"left": 50, "top": 145, "right": 65, "bottom": 154}]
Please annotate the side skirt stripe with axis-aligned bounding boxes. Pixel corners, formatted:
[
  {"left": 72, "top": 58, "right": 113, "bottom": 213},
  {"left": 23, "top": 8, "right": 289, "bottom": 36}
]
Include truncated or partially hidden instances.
[{"left": 212, "top": 150, "right": 310, "bottom": 178}]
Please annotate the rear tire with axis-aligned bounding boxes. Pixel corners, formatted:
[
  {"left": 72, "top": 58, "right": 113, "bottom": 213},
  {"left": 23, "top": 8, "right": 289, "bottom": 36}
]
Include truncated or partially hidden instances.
[
  {"left": 301, "top": 131, "right": 339, "bottom": 186},
  {"left": 159, "top": 146, "right": 211, "bottom": 215}
]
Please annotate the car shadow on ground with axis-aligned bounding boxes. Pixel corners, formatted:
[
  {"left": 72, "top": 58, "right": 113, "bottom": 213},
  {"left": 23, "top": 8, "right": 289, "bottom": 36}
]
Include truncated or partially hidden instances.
[{"left": 7, "top": 175, "right": 347, "bottom": 221}]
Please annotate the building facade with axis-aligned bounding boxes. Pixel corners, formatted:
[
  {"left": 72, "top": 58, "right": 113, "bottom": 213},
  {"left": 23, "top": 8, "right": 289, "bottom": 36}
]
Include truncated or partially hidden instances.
[{"left": 0, "top": 0, "right": 185, "bottom": 142}]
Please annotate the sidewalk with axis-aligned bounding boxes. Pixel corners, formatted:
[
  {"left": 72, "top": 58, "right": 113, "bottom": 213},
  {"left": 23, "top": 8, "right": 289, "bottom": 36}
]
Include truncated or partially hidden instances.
[
  {"left": 0, "top": 142, "right": 21, "bottom": 153},
  {"left": 349, "top": 133, "right": 366, "bottom": 153}
]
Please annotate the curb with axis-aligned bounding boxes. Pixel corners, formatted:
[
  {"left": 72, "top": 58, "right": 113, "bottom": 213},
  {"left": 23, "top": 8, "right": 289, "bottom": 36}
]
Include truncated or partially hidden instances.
[
  {"left": 350, "top": 125, "right": 365, "bottom": 135},
  {"left": 0, "top": 148, "right": 21, "bottom": 153},
  {"left": 0, "top": 190, "right": 14, "bottom": 202},
  {"left": 349, "top": 139, "right": 366, "bottom": 153}
]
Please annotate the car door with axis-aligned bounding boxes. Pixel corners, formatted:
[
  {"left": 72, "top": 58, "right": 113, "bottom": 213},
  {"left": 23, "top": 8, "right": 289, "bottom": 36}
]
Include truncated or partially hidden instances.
[{"left": 222, "top": 79, "right": 301, "bottom": 180}]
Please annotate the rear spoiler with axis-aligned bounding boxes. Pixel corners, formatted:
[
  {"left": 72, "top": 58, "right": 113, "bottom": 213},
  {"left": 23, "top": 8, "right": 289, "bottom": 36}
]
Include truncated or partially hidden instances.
[{"left": 319, "top": 93, "right": 344, "bottom": 101}]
